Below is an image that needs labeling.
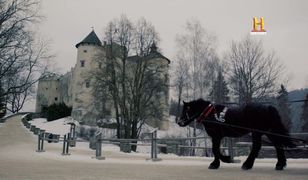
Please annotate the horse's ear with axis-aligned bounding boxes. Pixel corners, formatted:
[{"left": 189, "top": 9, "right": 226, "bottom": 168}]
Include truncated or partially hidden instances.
[{"left": 182, "top": 101, "right": 186, "bottom": 105}]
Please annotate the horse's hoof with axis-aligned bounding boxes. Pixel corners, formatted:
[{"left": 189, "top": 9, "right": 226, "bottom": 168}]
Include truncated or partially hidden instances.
[
  {"left": 275, "top": 164, "right": 286, "bottom": 171},
  {"left": 208, "top": 164, "right": 220, "bottom": 169},
  {"left": 241, "top": 164, "right": 253, "bottom": 170}
]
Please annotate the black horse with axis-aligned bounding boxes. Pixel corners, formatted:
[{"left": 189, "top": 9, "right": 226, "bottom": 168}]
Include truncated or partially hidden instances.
[{"left": 177, "top": 99, "right": 295, "bottom": 170}]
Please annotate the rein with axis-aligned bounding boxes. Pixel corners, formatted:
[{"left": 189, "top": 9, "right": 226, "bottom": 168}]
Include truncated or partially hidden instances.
[{"left": 196, "top": 104, "right": 215, "bottom": 123}]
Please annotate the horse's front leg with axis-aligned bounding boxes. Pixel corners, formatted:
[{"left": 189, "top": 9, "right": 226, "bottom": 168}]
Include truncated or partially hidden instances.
[
  {"left": 242, "top": 133, "right": 262, "bottom": 170},
  {"left": 209, "top": 137, "right": 221, "bottom": 169}
]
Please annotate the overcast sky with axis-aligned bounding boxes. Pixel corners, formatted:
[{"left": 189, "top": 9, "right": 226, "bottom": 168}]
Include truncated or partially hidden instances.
[{"left": 38, "top": 0, "right": 308, "bottom": 90}]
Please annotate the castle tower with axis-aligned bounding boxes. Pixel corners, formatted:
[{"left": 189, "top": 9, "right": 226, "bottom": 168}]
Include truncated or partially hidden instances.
[{"left": 71, "top": 30, "right": 103, "bottom": 125}]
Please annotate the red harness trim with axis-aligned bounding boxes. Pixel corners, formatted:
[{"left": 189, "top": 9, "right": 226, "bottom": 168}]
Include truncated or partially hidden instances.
[{"left": 197, "top": 104, "right": 215, "bottom": 123}]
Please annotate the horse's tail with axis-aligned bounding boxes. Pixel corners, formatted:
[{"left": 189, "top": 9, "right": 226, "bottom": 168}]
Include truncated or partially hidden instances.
[{"left": 267, "top": 106, "right": 296, "bottom": 148}]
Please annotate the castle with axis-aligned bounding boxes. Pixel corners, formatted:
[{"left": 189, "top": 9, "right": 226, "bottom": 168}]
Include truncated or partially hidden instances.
[{"left": 35, "top": 30, "right": 170, "bottom": 130}]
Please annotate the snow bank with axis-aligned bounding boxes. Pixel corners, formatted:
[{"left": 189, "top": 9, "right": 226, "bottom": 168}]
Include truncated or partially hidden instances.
[{"left": 29, "top": 117, "right": 79, "bottom": 135}]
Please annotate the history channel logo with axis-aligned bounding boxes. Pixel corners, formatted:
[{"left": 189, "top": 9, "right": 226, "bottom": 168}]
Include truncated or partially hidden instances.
[{"left": 250, "top": 17, "right": 267, "bottom": 35}]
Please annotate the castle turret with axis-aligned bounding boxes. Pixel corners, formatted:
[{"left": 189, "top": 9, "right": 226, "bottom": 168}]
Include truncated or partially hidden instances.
[
  {"left": 71, "top": 30, "right": 103, "bottom": 125},
  {"left": 75, "top": 30, "right": 102, "bottom": 48}
]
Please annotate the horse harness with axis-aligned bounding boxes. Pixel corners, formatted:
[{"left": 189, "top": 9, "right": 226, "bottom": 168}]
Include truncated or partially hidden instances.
[{"left": 196, "top": 104, "right": 228, "bottom": 124}]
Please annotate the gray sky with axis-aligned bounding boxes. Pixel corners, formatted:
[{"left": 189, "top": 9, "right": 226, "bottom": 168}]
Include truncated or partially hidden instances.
[{"left": 38, "top": 0, "right": 308, "bottom": 90}]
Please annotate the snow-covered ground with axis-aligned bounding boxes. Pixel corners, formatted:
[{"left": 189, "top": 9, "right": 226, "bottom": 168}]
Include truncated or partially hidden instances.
[
  {"left": 29, "top": 115, "right": 197, "bottom": 137},
  {"left": 28, "top": 117, "right": 79, "bottom": 135},
  {"left": 0, "top": 115, "right": 308, "bottom": 180},
  {"left": 28, "top": 116, "right": 210, "bottom": 155}
]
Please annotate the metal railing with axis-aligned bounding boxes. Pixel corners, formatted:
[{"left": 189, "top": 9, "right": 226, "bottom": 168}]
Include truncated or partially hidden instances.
[{"left": 21, "top": 113, "right": 308, "bottom": 162}]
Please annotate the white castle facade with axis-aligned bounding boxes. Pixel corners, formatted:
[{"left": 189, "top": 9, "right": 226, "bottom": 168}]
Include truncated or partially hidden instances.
[{"left": 35, "top": 30, "right": 170, "bottom": 130}]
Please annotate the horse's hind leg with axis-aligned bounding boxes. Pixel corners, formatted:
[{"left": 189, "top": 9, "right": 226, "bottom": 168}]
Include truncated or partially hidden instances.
[
  {"left": 242, "top": 133, "right": 262, "bottom": 170},
  {"left": 209, "top": 137, "right": 221, "bottom": 169},
  {"left": 266, "top": 135, "right": 287, "bottom": 170}
]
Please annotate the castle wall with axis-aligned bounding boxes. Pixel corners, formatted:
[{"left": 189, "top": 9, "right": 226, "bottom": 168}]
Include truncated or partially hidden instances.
[
  {"left": 59, "top": 71, "right": 73, "bottom": 107},
  {"left": 35, "top": 77, "right": 60, "bottom": 112}
]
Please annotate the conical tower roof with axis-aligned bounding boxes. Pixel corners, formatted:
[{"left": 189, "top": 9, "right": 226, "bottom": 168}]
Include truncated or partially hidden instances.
[{"left": 75, "top": 30, "right": 102, "bottom": 48}]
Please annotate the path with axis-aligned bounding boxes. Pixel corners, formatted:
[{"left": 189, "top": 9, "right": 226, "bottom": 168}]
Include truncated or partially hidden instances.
[{"left": 0, "top": 115, "right": 308, "bottom": 180}]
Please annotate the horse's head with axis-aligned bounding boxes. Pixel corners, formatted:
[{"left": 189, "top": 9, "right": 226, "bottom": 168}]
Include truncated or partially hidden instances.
[{"left": 177, "top": 99, "right": 211, "bottom": 127}]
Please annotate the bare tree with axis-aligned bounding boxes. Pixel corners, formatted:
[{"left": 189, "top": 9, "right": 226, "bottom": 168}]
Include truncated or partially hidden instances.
[
  {"left": 226, "top": 35, "right": 284, "bottom": 105},
  {"left": 172, "top": 56, "right": 190, "bottom": 120},
  {"left": 92, "top": 16, "right": 167, "bottom": 151},
  {"left": 175, "top": 19, "right": 218, "bottom": 100},
  {"left": 0, "top": 0, "right": 52, "bottom": 113},
  {"left": 174, "top": 19, "right": 218, "bottom": 155}
]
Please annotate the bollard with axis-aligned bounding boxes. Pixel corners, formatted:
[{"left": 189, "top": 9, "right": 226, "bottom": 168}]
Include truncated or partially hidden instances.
[{"left": 94, "top": 133, "right": 105, "bottom": 160}]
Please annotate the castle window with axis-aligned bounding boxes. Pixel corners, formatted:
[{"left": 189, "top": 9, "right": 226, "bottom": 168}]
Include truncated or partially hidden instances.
[
  {"left": 46, "top": 88, "right": 48, "bottom": 90},
  {"left": 83, "top": 50, "right": 87, "bottom": 53},
  {"left": 55, "top": 97, "right": 58, "bottom": 101},
  {"left": 80, "top": 60, "right": 85, "bottom": 67},
  {"left": 86, "top": 81, "right": 90, "bottom": 88},
  {"left": 98, "top": 62, "right": 102, "bottom": 69}
]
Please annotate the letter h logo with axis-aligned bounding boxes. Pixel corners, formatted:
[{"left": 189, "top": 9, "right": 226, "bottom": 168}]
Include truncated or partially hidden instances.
[{"left": 252, "top": 17, "right": 266, "bottom": 32}]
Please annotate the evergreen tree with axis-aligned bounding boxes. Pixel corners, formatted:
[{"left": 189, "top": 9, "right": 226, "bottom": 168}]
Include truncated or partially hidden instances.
[
  {"left": 0, "top": 83, "right": 6, "bottom": 118},
  {"left": 276, "top": 84, "right": 292, "bottom": 131},
  {"left": 210, "top": 70, "right": 229, "bottom": 104},
  {"left": 301, "top": 94, "right": 308, "bottom": 132}
]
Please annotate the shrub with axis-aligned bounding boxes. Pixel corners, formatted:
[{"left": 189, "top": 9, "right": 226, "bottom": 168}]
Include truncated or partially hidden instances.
[{"left": 44, "top": 103, "right": 72, "bottom": 121}]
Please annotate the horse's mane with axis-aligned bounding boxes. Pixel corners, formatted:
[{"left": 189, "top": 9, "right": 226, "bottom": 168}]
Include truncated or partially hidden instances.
[{"left": 194, "top": 98, "right": 211, "bottom": 104}]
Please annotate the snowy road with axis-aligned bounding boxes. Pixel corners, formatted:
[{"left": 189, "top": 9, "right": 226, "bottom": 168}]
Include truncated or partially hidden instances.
[{"left": 0, "top": 115, "right": 308, "bottom": 180}]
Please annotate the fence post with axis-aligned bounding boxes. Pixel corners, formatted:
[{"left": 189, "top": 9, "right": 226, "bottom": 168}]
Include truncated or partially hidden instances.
[
  {"left": 95, "top": 133, "right": 105, "bottom": 160},
  {"left": 153, "top": 130, "right": 158, "bottom": 159},
  {"left": 69, "top": 123, "right": 76, "bottom": 147},
  {"left": 36, "top": 132, "right": 41, "bottom": 152},
  {"left": 62, "top": 134, "right": 70, "bottom": 155},
  {"left": 228, "top": 138, "right": 234, "bottom": 161},
  {"left": 36, "top": 130, "right": 45, "bottom": 152},
  {"left": 147, "top": 128, "right": 161, "bottom": 161},
  {"left": 41, "top": 130, "right": 45, "bottom": 151}
]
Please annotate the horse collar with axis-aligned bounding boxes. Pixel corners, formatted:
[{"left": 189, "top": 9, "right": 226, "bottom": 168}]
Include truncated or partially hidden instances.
[
  {"left": 215, "top": 107, "right": 228, "bottom": 122},
  {"left": 196, "top": 104, "right": 215, "bottom": 123}
]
